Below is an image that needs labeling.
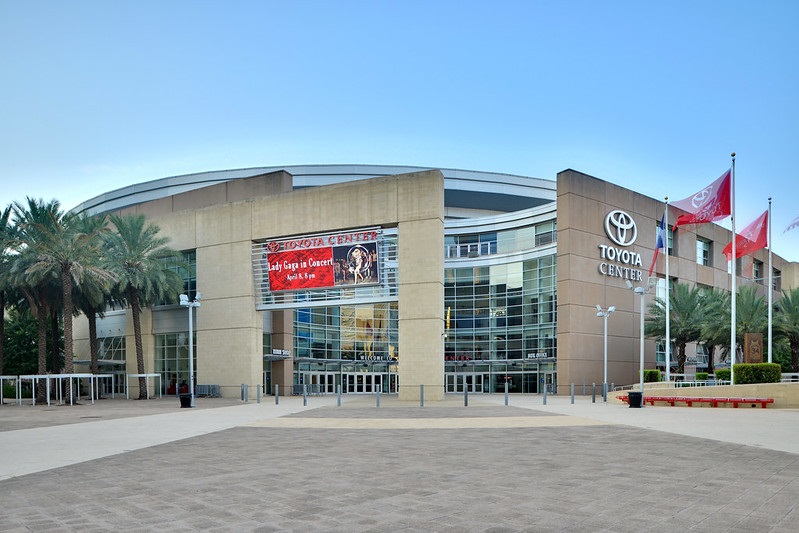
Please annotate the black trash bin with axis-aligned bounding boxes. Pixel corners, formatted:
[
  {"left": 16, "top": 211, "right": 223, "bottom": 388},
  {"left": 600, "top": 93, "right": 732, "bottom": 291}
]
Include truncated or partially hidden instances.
[
  {"left": 627, "top": 391, "right": 643, "bottom": 408},
  {"left": 179, "top": 394, "right": 192, "bottom": 408}
]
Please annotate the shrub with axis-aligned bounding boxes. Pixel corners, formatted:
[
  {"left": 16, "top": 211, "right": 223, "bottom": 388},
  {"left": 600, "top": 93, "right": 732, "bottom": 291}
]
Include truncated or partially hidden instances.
[
  {"left": 2, "top": 382, "right": 15, "bottom": 398},
  {"left": 644, "top": 369, "right": 661, "bottom": 382},
  {"left": 715, "top": 369, "right": 731, "bottom": 382},
  {"left": 732, "top": 363, "right": 782, "bottom": 384},
  {"left": 695, "top": 372, "right": 709, "bottom": 381}
]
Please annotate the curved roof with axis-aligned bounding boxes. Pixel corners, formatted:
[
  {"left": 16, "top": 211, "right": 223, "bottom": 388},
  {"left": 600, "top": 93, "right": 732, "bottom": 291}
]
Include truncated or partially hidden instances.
[{"left": 75, "top": 164, "right": 556, "bottom": 215}]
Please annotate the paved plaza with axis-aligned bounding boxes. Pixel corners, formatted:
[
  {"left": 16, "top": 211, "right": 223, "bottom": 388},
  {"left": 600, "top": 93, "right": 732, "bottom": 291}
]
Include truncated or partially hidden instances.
[{"left": 1, "top": 393, "right": 798, "bottom": 532}]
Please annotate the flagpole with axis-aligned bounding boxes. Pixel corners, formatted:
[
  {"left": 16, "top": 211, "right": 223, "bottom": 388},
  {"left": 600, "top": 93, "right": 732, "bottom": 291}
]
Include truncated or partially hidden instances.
[
  {"left": 665, "top": 198, "right": 671, "bottom": 383},
  {"left": 768, "top": 197, "right": 773, "bottom": 363},
  {"left": 730, "top": 153, "right": 737, "bottom": 385}
]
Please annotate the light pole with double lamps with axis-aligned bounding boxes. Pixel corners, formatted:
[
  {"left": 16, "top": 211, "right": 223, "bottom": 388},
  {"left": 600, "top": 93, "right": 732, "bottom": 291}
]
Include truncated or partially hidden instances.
[
  {"left": 595, "top": 304, "right": 615, "bottom": 401},
  {"left": 179, "top": 292, "right": 202, "bottom": 408}
]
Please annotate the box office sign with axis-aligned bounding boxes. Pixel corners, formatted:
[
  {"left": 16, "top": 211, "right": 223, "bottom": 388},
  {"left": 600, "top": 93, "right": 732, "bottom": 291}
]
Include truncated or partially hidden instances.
[{"left": 262, "top": 230, "right": 380, "bottom": 292}]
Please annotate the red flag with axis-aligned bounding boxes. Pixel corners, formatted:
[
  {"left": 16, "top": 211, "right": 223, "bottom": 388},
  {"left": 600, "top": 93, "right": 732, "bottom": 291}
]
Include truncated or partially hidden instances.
[
  {"left": 672, "top": 169, "right": 731, "bottom": 228},
  {"left": 722, "top": 210, "right": 768, "bottom": 260}
]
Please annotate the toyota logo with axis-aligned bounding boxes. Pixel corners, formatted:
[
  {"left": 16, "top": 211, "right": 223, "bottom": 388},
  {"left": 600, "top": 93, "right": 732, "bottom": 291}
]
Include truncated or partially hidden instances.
[
  {"left": 265, "top": 241, "right": 280, "bottom": 253},
  {"left": 691, "top": 187, "right": 713, "bottom": 209},
  {"left": 604, "top": 210, "right": 637, "bottom": 246}
]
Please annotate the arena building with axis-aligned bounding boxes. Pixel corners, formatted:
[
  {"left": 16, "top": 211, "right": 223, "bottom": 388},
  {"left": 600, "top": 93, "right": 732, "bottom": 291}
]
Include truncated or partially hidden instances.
[{"left": 73, "top": 165, "right": 799, "bottom": 400}]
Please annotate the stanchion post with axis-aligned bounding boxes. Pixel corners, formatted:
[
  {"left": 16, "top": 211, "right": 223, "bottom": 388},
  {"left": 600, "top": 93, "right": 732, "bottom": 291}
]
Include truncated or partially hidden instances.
[
  {"left": 257, "top": 384, "right": 261, "bottom": 404},
  {"left": 504, "top": 381, "right": 509, "bottom": 406},
  {"left": 592, "top": 383, "right": 596, "bottom": 403},
  {"left": 275, "top": 384, "right": 279, "bottom": 405},
  {"left": 420, "top": 384, "right": 424, "bottom": 408},
  {"left": 376, "top": 387, "right": 380, "bottom": 408},
  {"left": 303, "top": 383, "right": 307, "bottom": 406},
  {"left": 543, "top": 383, "right": 547, "bottom": 405},
  {"left": 603, "top": 382, "right": 607, "bottom": 403},
  {"left": 464, "top": 385, "right": 468, "bottom": 407},
  {"left": 337, "top": 384, "right": 341, "bottom": 407},
  {"left": 241, "top": 383, "right": 244, "bottom": 401},
  {"left": 571, "top": 383, "right": 575, "bottom": 404}
]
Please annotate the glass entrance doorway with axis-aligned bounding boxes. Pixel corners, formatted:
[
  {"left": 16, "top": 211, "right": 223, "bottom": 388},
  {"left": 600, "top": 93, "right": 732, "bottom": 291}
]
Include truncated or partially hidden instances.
[
  {"left": 344, "top": 372, "right": 382, "bottom": 393},
  {"left": 445, "top": 373, "right": 484, "bottom": 393}
]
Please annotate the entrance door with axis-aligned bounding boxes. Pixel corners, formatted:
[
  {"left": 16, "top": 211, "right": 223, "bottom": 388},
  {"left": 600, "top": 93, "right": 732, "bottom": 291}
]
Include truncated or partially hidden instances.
[
  {"left": 343, "top": 373, "right": 383, "bottom": 393},
  {"left": 445, "top": 373, "right": 484, "bottom": 393}
]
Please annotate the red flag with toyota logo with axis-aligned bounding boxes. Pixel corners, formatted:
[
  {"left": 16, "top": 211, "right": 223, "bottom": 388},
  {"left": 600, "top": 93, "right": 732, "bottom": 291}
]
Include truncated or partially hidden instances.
[
  {"left": 722, "top": 210, "right": 768, "bottom": 260},
  {"left": 672, "top": 169, "right": 732, "bottom": 228}
]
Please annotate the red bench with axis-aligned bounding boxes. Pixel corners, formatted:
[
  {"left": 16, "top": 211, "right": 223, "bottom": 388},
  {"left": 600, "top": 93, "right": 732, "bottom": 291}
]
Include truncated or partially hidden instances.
[{"left": 619, "top": 395, "right": 773, "bottom": 408}]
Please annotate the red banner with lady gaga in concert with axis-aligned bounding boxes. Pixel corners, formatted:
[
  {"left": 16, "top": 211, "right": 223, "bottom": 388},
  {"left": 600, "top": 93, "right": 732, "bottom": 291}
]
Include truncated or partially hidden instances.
[{"left": 263, "top": 231, "right": 380, "bottom": 292}]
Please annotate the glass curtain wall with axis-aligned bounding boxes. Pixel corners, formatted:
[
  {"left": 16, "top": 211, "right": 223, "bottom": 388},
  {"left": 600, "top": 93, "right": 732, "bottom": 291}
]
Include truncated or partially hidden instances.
[
  {"left": 155, "top": 333, "right": 196, "bottom": 395},
  {"left": 292, "top": 303, "right": 399, "bottom": 393},
  {"left": 444, "top": 255, "right": 557, "bottom": 393}
]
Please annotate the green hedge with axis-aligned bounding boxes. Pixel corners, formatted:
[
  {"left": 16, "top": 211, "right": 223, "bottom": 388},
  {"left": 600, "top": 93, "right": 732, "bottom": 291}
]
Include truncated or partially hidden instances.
[
  {"left": 696, "top": 372, "right": 709, "bottom": 381},
  {"left": 715, "top": 369, "right": 731, "bottom": 382},
  {"left": 644, "top": 369, "right": 661, "bottom": 382},
  {"left": 732, "top": 363, "right": 782, "bottom": 384}
]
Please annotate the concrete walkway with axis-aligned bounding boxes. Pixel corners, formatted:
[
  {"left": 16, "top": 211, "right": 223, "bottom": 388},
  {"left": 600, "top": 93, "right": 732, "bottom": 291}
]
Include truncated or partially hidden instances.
[{"left": 1, "top": 394, "right": 797, "bottom": 532}]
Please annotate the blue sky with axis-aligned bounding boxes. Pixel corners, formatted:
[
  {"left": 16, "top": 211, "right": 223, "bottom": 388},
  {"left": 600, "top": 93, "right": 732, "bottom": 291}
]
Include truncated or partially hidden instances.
[{"left": 1, "top": 1, "right": 798, "bottom": 260}]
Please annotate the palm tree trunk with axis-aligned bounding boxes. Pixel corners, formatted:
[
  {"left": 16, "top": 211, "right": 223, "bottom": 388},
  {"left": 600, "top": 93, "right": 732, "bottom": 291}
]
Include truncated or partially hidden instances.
[
  {"left": 706, "top": 345, "right": 716, "bottom": 375},
  {"left": 129, "top": 287, "right": 148, "bottom": 400},
  {"left": 37, "top": 307, "right": 47, "bottom": 404},
  {"left": 0, "top": 291, "right": 5, "bottom": 375},
  {"left": 88, "top": 307, "right": 99, "bottom": 375},
  {"left": 61, "top": 267, "right": 74, "bottom": 403}
]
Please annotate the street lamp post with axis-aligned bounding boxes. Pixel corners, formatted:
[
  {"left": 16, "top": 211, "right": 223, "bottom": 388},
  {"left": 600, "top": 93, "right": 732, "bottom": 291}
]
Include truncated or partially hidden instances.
[
  {"left": 179, "top": 292, "right": 202, "bottom": 408},
  {"left": 634, "top": 287, "right": 646, "bottom": 398},
  {"left": 596, "top": 305, "right": 616, "bottom": 402}
]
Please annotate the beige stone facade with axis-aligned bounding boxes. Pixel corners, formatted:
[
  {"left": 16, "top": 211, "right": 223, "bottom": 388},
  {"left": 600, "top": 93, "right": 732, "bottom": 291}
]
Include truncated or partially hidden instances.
[
  {"left": 72, "top": 165, "right": 797, "bottom": 401},
  {"left": 556, "top": 169, "right": 792, "bottom": 393},
  {"left": 75, "top": 170, "right": 444, "bottom": 400}
]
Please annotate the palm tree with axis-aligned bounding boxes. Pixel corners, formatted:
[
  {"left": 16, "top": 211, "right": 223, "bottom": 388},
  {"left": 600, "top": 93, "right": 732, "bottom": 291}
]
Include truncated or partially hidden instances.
[
  {"left": 18, "top": 208, "right": 115, "bottom": 401},
  {"left": 697, "top": 288, "right": 730, "bottom": 374},
  {"left": 69, "top": 214, "right": 116, "bottom": 375},
  {"left": 645, "top": 282, "right": 704, "bottom": 373},
  {"left": 0, "top": 205, "right": 16, "bottom": 375},
  {"left": 104, "top": 214, "right": 184, "bottom": 399},
  {"left": 775, "top": 288, "right": 799, "bottom": 372},
  {"left": 11, "top": 198, "right": 65, "bottom": 401}
]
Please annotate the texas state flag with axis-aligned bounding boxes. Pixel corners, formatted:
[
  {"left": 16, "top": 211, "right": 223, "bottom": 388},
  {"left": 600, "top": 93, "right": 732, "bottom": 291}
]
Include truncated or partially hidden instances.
[{"left": 648, "top": 213, "right": 666, "bottom": 276}]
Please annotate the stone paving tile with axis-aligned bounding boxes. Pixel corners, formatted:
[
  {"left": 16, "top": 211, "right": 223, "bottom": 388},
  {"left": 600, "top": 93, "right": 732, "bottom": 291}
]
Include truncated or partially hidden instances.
[{"left": 2, "top": 402, "right": 799, "bottom": 532}]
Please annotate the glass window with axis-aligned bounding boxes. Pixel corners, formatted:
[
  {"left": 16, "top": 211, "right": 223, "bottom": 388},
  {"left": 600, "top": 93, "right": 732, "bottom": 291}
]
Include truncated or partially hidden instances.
[
  {"left": 667, "top": 226, "right": 674, "bottom": 256},
  {"left": 773, "top": 268, "right": 782, "bottom": 291},
  {"left": 155, "top": 332, "right": 195, "bottom": 394},
  {"left": 696, "top": 238, "right": 712, "bottom": 266},
  {"left": 753, "top": 260, "right": 764, "bottom": 284}
]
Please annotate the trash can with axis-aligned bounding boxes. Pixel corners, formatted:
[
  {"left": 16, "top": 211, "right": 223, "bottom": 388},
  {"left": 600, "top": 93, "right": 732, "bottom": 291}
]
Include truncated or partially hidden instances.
[
  {"left": 627, "top": 391, "right": 643, "bottom": 408},
  {"left": 179, "top": 394, "right": 192, "bottom": 408}
]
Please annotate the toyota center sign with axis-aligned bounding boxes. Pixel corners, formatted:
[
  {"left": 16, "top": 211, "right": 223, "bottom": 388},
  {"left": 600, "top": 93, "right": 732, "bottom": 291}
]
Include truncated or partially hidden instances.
[{"left": 598, "top": 210, "right": 643, "bottom": 282}]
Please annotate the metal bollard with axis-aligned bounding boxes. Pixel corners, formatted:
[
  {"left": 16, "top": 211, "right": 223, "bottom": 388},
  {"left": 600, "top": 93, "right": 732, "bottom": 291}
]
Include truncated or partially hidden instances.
[
  {"left": 241, "top": 383, "right": 245, "bottom": 401},
  {"left": 257, "top": 384, "right": 261, "bottom": 404},
  {"left": 592, "top": 383, "right": 596, "bottom": 403},
  {"left": 504, "top": 381, "right": 509, "bottom": 406},
  {"left": 337, "top": 384, "right": 341, "bottom": 407},
  {"left": 603, "top": 382, "right": 607, "bottom": 403},
  {"left": 420, "top": 384, "right": 424, "bottom": 408},
  {"left": 245, "top": 383, "right": 249, "bottom": 403},
  {"left": 543, "top": 383, "right": 547, "bottom": 405},
  {"left": 376, "top": 387, "right": 380, "bottom": 408},
  {"left": 275, "top": 384, "right": 279, "bottom": 405},
  {"left": 583, "top": 383, "right": 586, "bottom": 396},
  {"left": 571, "top": 383, "right": 575, "bottom": 404},
  {"left": 302, "top": 383, "right": 307, "bottom": 406},
  {"left": 464, "top": 386, "right": 468, "bottom": 407}
]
